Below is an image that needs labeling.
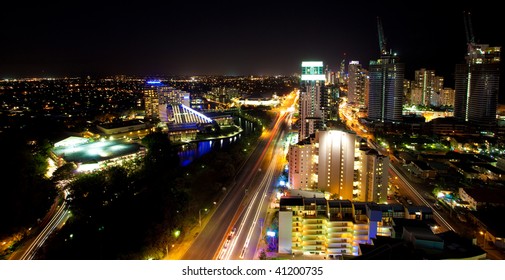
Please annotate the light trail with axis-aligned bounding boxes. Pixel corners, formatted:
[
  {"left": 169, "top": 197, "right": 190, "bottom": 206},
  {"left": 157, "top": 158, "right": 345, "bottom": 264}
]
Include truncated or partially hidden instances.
[
  {"left": 20, "top": 201, "right": 70, "bottom": 260},
  {"left": 389, "top": 163, "right": 456, "bottom": 232},
  {"left": 238, "top": 157, "right": 277, "bottom": 259}
]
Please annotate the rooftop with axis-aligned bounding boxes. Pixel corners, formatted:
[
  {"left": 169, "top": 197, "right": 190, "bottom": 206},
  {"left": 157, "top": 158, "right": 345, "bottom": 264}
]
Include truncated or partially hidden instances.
[
  {"left": 52, "top": 137, "right": 142, "bottom": 164},
  {"left": 97, "top": 119, "right": 147, "bottom": 129},
  {"left": 462, "top": 187, "right": 505, "bottom": 204}
]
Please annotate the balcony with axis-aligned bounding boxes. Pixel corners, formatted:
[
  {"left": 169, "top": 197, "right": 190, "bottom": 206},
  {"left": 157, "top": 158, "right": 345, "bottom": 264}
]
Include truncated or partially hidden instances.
[
  {"left": 326, "top": 248, "right": 350, "bottom": 254},
  {"left": 327, "top": 227, "right": 352, "bottom": 233},
  {"left": 303, "top": 218, "right": 326, "bottom": 225},
  {"left": 303, "top": 230, "right": 325, "bottom": 237},
  {"left": 303, "top": 225, "right": 326, "bottom": 232},
  {"left": 327, "top": 221, "right": 352, "bottom": 228},
  {"left": 353, "top": 229, "right": 368, "bottom": 235},
  {"left": 327, "top": 237, "right": 351, "bottom": 244},
  {"left": 303, "top": 245, "right": 326, "bottom": 252},
  {"left": 302, "top": 240, "right": 325, "bottom": 246}
]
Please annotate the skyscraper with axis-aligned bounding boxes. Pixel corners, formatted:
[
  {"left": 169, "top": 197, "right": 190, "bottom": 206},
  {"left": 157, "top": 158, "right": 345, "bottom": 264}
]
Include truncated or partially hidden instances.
[
  {"left": 454, "top": 44, "right": 501, "bottom": 125},
  {"left": 413, "top": 68, "right": 436, "bottom": 106},
  {"left": 144, "top": 80, "right": 168, "bottom": 119},
  {"left": 317, "top": 130, "right": 355, "bottom": 200},
  {"left": 368, "top": 53, "right": 404, "bottom": 122},
  {"left": 299, "top": 61, "right": 326, "bottom": 140},
  {"left": 347, "top": 61, "right": 368, "bottom": 107},
  {"left": 357, "top": 149, "right": 389, "bottom": 203},
  {"left": 367, "top": 18, "right": 404, "bottom": 123},
  {"left": 143, "top": 80, "right": 191, "bottom": 120},
  {"left": 455, "top": 12, "right": 501, "bottom": 126},
  {"left": 287, "top": 129, "right": 356, "bottom": 200}
]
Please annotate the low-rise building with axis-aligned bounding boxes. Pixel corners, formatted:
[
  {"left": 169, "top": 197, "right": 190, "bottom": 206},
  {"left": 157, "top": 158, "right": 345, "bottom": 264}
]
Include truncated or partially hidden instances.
[
  {"left": 96, "top": 120, "right": 151, "bottom": 135},
  {"left": 459, "top": 187, "right": 505, "bottom": 211},
  {"left": 356, "top": 220, "right": 485, "bottom": 259},
  {"left": 278, "top": 197, "right": 431, "bottom": 258}
]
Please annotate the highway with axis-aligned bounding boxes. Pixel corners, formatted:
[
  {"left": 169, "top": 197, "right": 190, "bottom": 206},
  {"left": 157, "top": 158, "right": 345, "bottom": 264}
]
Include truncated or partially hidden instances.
[
  {"left": 181, "top": 92, "right": 295, "bottom": 260},
  {"left": 218, "top": 115, "right": 288, "bottom": 260}
]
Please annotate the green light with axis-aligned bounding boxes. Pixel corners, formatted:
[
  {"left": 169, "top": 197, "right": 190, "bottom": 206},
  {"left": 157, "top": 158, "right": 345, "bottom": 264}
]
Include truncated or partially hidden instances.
[{"left": 173, "top": 230, "right": 181, "bottom": 238}]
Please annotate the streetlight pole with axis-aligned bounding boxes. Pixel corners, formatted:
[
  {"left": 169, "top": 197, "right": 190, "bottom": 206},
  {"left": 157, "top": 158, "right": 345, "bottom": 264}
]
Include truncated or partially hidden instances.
[{"left": 199, "top": 208, "right": 207, "bottom": 227}]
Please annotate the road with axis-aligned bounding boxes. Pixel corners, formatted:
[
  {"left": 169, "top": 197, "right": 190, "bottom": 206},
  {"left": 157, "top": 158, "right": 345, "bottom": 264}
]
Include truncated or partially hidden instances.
[
  {"left": 9, "top": 198, "right": 70, "bottom": 260},
  {"left": 180, "top": 93, "right": 294, "bottom": 260},
  {"left": 338, "top": 101, "right": 469, "bottom": 235},
  {"left": 217, "top": 115, "right": 288, "bottom": 260},
  {"left": 389, "top": 162, "right": 456, "bottom": 233}
]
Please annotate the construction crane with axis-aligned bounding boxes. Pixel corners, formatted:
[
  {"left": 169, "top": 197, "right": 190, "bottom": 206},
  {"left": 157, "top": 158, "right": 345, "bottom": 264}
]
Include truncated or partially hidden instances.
[
  {"left": 377, "top": 17, "right": 388, "bottom": 55},
  {"left": 463, "top": 11, "right": 476, "bottom": 52}
]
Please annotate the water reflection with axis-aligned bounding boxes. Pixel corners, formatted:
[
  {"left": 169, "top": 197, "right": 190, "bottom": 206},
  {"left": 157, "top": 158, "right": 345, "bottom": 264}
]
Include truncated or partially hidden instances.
[{"left": 178, "top": 118, "right": 256, "bottom": 167}]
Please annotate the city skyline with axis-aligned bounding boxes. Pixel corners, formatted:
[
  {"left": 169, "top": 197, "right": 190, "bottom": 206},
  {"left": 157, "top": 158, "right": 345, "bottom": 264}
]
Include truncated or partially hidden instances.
[{"left": 1, "top": 1, "right": 503, "bottom": 84}]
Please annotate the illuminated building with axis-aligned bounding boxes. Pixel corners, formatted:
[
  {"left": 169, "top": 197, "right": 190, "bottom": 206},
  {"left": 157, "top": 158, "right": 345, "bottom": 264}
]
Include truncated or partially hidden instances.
[
  {"left": 299, "top": 61, "right": 326, "bottom": 140},
  {"left": 278, "top": 197, "right": 428, "bottom": 258},
  {"left": 430, "top": 76, "right": 445, "bottom": 106},
  {"left": 51, "top": 136, "right": 144, "bottom": 172},
  {"left": 144, "top": 80, "right": 166, "bottom": 118},
  {"left": 347, "top": 61, "right": 368, "bottom": 107},
  {"left": 288, "top": 129, "right": 356, "bottom": 200},
  {"left": 317, "top": 130, "right": 355, "bottom": 200},
  {"left": 143, "top": 80, "right": 191, "bottom": 119},
  {"left": 368, "top": 53, "right": 404, "bottom": 122},
  {"left": 412, "top": 69, "right": 436, "bottom": 106},
  {"left": 96, "top": 119, "right": 150, "bottom": 135},
  {"left": 355, "top": 148, "right": 389, "bottom": 203},
  {"left": 288, "top": 136, "right": 318, "bottom": 190},
  {"left": 454, "top": 44, "right": 501, "bottom": 126},
  {"left": 439, "top": 88, "right": 455, "bottom": 107}
]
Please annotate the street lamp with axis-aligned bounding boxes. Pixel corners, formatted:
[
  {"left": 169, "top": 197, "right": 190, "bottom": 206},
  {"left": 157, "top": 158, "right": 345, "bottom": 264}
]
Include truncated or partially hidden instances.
[
  {"left": 199, "top": 208, "right": 208, "bottom": 227},
  {"left": 479, "top": 231, "right": 486, "bottom": 249}
]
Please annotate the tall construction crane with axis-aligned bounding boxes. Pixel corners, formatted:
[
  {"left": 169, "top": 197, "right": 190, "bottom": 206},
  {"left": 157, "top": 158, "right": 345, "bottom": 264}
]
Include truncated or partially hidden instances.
[
  {"left": 377, "top": 17, "right": 388, "bottom": 55},
  {"left": 463, "top": 11, "right": 476, "bottom": 52}
]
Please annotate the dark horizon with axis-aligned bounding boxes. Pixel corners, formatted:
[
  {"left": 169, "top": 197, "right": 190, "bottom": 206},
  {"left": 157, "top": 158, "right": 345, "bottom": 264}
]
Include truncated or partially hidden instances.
[{"left": 1, "top": 2, "right": 503, "bottom": 85}]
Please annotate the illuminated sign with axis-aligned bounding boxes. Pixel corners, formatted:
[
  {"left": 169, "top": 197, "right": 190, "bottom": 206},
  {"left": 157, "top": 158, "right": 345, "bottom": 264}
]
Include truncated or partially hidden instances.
[
  {"left": 301, "top": 74, "right": 326, "bottom": 81},
  {"left": 301, "top": 61, "right": 325, "bottom": 81},
  {"left": 267, "top": 231, "right": 276, "bottom": 237},
  {"left": 147, "top": 80, "right": 161, "bottom": 84},
  {"left": 301, "top": 61, "right": 323, "bottom": 67}
]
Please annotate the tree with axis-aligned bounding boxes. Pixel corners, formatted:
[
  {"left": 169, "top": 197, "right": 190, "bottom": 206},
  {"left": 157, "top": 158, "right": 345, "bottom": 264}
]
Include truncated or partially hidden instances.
[
  {"left": 0, "top": 134, "right": 57, "bottom": 238},
  {"left": 51, "top": 162, "right": 76, "bottom": 182}
]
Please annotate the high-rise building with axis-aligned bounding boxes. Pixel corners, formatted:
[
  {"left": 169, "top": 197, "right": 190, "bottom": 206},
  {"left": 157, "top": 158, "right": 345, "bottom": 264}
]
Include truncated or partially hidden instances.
[
  {"left": 439, "top": 88, "right": 455, "bottom": 107},
  {"left": 299, "top": 61, "right": 326, "bottom": 140},
  {"left": 144, "top": 81, "right": 169, "bottom": 119},
  {"left": 368, "top": 18, "right": 404, "bottom": 122},
  {"left": 317, "top": 130, "right": 356, "bottom": 200},
  {"left": 430, "top": 76, "right": 445, "bottom": 106},
  {"left": 454, "top": 44, "right": 501, "bottom": 125},
  {"left": 143, "top": 80, "right": 191, "bottom": 120},
  {"left": 288, "top": 136, "right": 318, "bottom": 190},
  {"left": 413, "top": 69, "right": 436, "bottom": 106},
  {"left": 338, "top": 58, "right": 347, "bottom": 84},
  {"left": 357, "top": 149, "right": 389, "bottom": 203},
  {"left": 403, "top": 79, "right": 412, "bottom": 105},
  {"left": 368, "top": 53, "right": 405, "bottom": 122},
  {"left": 288, "top": 129, "right": 356, "bottom": 200},
  {"left": 348, "top": 61, "right": 368, "bottom": 107}
]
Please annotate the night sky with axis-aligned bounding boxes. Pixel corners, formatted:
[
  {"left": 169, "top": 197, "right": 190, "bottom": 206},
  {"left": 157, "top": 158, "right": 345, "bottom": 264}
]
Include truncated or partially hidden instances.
[{"left": 1, "top": 1, "right": 503, "bottom": 84}]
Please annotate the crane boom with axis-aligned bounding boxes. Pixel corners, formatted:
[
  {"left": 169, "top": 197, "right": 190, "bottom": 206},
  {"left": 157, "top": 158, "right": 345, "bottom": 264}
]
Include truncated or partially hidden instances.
[
  {"left": 377, "top": 17, "right": 387, "bottom": 55},
  {"left": 463, "top": 11, "right": 475, "bottom": 45}
]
